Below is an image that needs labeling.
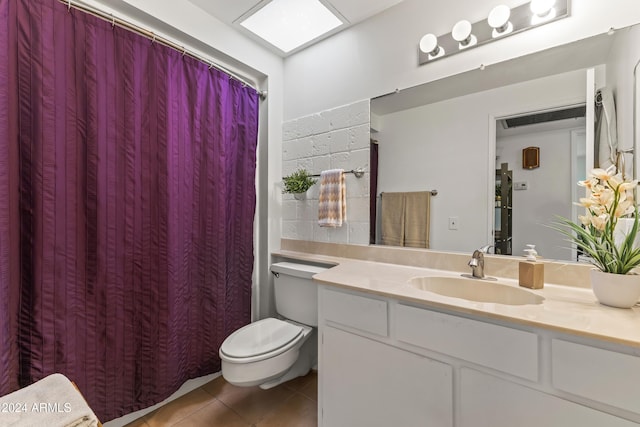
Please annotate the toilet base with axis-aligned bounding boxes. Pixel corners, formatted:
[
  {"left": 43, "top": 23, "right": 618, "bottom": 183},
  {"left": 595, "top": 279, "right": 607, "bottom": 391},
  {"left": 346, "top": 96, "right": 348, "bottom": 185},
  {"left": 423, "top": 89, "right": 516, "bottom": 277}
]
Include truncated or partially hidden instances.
[{"left": 259, "top": 329, "right": 317, "bottom": 389}]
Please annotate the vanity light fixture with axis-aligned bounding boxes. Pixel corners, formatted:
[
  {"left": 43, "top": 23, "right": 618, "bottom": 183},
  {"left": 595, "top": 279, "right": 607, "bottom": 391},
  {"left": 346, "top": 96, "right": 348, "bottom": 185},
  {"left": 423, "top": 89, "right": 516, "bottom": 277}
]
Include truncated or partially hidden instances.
[
  {"left": 488, "top": 5, "right": 513, "bottom": 38},
  {"left": 418, "top": 0, "right": 569, "bottom": 65},
  {"left": 419, "top": 33, "right": 445, "bottom": 59},
  {"left": 452, "top": 20, "right": 477, "bottom": 49},
  {"left": 530, "top": 0, "right": 556, "bottom": 24}
]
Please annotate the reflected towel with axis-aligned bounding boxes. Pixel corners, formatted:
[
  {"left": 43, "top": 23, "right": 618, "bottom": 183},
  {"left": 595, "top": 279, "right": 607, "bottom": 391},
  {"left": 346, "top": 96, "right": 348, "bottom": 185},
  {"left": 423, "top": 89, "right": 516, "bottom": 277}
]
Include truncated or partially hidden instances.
[
  {"left": 0, "top": 373, "right": 99, "bottom": 427},
  {"left": 381, "top": 192, "right": 406, "bottom": 246},
  {"left": 380, "top": 191, "right": 431, "bottom": 248},
  {"left": 318, "top": 169, "right": 347, "bottom": 227},
  {"left": 403, "top": 191, "right": 431, "bottom": 248},
  {"left": 595, "top": 87, "right": 618, "bottom": 169}
]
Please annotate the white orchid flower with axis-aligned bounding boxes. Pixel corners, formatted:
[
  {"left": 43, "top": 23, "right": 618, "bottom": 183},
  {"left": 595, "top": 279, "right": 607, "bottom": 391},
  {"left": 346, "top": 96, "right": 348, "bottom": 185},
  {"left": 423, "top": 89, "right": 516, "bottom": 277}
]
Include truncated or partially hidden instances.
[
  {"left": 590, "top": 214, "right": 609, "bottom": 231},
  {"left": 591, "top": 167, "right": 615, "bottom": 181},
  {"left": 557, "top": 165, "right": 640, "bottom": 274},
  {"left": 618, "top": 180, "right": 638, "bottom": 192}
]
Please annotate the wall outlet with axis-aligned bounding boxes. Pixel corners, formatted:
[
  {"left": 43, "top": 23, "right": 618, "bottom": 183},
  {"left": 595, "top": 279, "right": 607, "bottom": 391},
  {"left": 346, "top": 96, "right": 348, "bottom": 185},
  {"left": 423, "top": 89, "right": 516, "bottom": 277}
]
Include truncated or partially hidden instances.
[{"left": 448, "top": 216, "right": 459, "bottom": 230}]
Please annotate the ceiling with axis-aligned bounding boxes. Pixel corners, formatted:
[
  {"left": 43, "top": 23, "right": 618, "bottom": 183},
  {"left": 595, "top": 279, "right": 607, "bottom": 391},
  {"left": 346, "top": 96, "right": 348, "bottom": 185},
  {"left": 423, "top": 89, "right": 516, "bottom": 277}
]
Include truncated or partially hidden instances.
[{"left": 187, "top": 0, "right": 405, "bottom": 56}]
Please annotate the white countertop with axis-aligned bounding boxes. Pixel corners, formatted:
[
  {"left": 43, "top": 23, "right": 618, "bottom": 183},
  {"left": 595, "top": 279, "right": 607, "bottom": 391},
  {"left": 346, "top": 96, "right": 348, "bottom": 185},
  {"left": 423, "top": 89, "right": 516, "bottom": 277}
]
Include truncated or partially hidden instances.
[{"left": 274, "top": 250, "right": 640, "bottom": 348}]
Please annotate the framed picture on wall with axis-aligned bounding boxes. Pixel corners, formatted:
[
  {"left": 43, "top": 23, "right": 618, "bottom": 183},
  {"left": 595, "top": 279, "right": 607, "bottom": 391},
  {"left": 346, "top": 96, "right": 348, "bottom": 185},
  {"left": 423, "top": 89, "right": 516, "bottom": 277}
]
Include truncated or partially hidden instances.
[{"left": 522, "top": 146, "right": 540, "bottom": 169}]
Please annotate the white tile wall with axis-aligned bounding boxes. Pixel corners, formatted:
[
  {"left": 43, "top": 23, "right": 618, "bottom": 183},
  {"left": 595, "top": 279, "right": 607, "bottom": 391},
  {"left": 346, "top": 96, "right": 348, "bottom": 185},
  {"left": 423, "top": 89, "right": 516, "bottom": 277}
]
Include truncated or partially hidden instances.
[{"left": 281, "top": 100, "right": 371, "bottom": 244}]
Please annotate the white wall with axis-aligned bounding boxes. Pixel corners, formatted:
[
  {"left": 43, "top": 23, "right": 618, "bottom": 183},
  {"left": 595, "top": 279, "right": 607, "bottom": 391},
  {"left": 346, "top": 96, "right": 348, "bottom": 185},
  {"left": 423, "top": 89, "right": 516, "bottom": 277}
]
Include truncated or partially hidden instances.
[
  {"left": 281, "top": 101, "right": 371, "bottom": 245},
  {"left": 375, "top": 69, "right": 589, "bottom": 253},
  {"left": 283, "top": 0, "right": 640, "bottom": 120}
]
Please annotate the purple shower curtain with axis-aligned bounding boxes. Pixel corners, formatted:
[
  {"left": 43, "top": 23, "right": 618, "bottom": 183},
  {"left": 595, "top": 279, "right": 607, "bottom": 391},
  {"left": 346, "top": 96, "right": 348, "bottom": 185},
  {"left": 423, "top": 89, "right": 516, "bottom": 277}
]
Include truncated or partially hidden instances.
[{"left": 0, "top": 0, "right": 259, "bottom": 421}]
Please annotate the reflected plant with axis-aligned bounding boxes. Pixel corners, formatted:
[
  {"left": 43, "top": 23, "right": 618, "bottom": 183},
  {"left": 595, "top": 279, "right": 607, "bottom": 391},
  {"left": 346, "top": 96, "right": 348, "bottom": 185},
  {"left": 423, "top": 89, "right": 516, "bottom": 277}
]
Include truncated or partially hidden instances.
[{"left": 282, "top": 169, "right": 317, "bottom": 194}]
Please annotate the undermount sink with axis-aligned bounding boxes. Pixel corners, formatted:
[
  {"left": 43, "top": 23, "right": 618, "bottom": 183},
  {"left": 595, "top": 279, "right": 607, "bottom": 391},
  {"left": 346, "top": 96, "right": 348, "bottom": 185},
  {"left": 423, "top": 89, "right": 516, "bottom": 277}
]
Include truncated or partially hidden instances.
[{"left": 408, "top": 276, "right": 544, "bottom": 305}]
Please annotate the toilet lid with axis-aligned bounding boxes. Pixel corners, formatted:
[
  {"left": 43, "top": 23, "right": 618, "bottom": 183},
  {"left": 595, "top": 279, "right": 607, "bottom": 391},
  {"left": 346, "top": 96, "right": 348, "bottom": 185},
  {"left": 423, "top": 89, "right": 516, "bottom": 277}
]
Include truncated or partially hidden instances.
[{"left": 220, "top": 318, "right": 303, "bottom": 359}]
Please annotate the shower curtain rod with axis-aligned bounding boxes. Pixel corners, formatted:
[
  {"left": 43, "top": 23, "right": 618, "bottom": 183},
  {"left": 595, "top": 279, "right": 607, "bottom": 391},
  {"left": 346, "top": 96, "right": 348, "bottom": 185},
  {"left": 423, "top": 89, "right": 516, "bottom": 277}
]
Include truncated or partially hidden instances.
[{"left": 59, "top": 0, "right": 266, "bottom": 99}]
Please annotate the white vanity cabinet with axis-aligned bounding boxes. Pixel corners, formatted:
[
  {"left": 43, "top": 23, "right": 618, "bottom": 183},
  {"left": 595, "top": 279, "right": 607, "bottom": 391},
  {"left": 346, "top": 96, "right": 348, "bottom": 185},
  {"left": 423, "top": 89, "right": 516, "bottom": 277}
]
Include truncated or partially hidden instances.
[
  {"left": 319, "top": 287, "right": 453, "bottom": 427},
  {"left": 459, "top": 368, "right": 638, "bottom": 427},
  {"left": 322, "top": 326, "right": 453, "bottom": 427},
  {"left": 318, "top": 285, "right": 640, "bottom": 427}
]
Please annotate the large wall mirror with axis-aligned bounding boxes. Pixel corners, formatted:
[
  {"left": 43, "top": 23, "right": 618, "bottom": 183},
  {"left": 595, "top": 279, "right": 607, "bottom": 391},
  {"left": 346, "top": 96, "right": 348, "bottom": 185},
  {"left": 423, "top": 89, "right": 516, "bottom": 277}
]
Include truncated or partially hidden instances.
[{"left": 370, "top": 23, "right": 640, "bottom": 262}]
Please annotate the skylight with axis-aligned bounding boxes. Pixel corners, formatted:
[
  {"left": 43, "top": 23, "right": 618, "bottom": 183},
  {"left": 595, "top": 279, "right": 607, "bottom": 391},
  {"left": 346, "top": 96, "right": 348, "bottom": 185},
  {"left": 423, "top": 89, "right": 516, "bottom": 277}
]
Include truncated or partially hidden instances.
[{"left": 240, "top": 0, "right": 344, "bottom": 54}]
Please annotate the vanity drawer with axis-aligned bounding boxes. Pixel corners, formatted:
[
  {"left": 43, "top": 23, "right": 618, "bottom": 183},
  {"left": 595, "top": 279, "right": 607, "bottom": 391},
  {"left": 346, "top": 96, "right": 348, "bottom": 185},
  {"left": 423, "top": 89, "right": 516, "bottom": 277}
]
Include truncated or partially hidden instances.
[
  {"left": 551, "top": 339, "right": 640, "bottom": 414},
  {"left": 396, "top": 304, "right": 538, "bottom": 381},
  {"left": 321, "top": 287, "right": 388, "bottom": 337}
]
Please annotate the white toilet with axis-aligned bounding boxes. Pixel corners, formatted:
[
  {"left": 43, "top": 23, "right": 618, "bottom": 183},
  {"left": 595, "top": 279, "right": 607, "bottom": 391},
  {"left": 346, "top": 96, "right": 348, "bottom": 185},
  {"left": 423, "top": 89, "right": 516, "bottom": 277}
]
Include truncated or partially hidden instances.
[{"left": 219, "top": 261, "right": 328, "bottom": 389}]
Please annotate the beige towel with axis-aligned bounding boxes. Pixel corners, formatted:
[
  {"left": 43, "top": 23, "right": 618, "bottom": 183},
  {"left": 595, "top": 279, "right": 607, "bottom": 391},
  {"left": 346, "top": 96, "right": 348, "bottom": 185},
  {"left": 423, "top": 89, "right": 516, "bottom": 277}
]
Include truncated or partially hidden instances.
[
  {"left": 318, "top": 169, "right": 347, "bottom": 227},
  {"left": 0, "top": 373, "right": 99, "bottom": 427},
  {"left": 380, "top": 191, "right": 431, "bottom": 248},
  {"left": 404, "top": 191, "right": 431, "bottom": 248},
  {"left": 380, "top": 192, "right": 406, "bottom": 246}
]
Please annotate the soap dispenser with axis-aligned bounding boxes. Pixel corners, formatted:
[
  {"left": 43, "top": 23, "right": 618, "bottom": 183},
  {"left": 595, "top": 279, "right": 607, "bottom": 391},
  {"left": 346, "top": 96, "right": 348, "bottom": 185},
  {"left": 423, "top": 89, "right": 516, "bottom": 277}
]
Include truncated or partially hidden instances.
[{"left": 519, "top": 244, "right": 544, "bottom": 289}]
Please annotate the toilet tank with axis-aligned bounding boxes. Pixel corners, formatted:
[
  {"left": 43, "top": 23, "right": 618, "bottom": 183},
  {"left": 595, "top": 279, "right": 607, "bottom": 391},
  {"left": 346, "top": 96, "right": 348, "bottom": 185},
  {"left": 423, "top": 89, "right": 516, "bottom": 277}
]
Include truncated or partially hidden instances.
[{"left": 270, "top": 262, "right": 329, "bottom": 327}]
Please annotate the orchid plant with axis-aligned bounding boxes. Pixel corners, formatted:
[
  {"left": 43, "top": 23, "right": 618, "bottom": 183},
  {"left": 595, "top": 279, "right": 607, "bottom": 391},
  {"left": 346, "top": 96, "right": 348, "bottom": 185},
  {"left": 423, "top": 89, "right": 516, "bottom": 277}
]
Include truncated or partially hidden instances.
[{"left": 555, "top": 165, "right": 640, "bottom": 274}]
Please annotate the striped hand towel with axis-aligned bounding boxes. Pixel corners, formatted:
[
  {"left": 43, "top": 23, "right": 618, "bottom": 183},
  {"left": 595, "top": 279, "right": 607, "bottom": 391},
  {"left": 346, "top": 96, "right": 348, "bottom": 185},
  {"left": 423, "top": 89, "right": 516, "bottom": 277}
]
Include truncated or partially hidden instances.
[{"left": 318, "top": 169, "right": 346, "bottom": 227}]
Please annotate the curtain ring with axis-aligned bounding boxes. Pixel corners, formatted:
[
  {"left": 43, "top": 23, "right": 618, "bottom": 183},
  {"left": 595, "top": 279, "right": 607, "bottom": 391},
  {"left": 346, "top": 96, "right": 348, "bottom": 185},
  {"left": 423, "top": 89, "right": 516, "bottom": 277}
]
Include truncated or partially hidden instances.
[
  {"left": 111, "top": 14, "right": 115, "bottom": 28},
  {"left": 67, "top": 0, "right": 71, "bottom": 11},
  {"left": 208, "top": 62, "right": 214, "bottom": 70},
  {"left": 182, "top": 47, "right": 187, "bottom": 57},
  {"left": 151, "top": 33, "right": 156, "bottom": 44}
]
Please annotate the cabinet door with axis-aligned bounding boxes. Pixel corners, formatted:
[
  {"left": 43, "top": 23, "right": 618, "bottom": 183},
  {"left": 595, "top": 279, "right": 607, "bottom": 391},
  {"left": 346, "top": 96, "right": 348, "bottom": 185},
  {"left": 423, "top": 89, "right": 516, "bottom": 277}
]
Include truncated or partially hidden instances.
[
  {"left": 551, "top": 339, "right": 640, "bottom": 415},
  {"left": 321, "top": 326, "right": 453, "bottom": 427},
  {"left": 460, "top": 368, "right": 638, "bottom": 427}
]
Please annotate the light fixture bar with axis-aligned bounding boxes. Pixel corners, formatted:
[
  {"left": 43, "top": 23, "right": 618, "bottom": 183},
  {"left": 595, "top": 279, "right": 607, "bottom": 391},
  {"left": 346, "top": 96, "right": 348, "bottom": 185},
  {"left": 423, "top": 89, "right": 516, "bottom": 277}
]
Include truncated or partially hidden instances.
[{"left": 418, "top": 0, "right": 569, "bottom": 65}]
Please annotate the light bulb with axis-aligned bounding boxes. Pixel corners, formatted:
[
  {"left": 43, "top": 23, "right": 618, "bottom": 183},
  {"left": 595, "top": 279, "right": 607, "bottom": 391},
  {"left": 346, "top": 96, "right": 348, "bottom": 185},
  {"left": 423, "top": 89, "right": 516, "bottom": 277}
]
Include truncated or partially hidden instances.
[
  {"left": 452, "top": 20, "right": 477, "bottom": 49},
  {"left": 419, "top": 33, "right": 444, "bottom": 59},
  {"left": 530, "top": 0, "right": 556, "bottom": 24},
  {"left": 488, "top": 5, "right": 513, "bottom": 37}
]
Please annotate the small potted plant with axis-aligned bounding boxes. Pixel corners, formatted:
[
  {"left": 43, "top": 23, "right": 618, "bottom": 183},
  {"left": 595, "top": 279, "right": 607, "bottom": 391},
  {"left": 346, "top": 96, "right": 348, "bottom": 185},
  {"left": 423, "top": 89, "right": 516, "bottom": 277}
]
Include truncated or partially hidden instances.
[
  {"left": 282, "top": 168, "right": 317, "bottom": 200},
  {"left": 554, "top": 165, "right": 640, "bottom": 308}
]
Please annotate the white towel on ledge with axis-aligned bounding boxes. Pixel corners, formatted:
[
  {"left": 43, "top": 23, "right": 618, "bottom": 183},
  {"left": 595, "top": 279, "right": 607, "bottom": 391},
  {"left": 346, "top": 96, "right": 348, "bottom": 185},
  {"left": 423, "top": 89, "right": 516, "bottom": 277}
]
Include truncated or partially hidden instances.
[
  {"left": 318, "top": 169, "right": 347, "bottom": 227},
  {"left": 0, "top": 373, "right": 99, "bottom": 427}
]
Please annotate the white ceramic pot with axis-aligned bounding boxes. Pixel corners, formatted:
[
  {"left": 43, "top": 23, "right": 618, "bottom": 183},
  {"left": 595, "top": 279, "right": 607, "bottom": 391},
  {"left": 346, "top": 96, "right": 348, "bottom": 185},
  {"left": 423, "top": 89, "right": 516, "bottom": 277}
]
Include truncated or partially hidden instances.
[
  {"left": 293, "top": 192, "right": 307, "bottom": 201},
  {"left": 590, "top": 269, "right": 640, "bottom": 308}
]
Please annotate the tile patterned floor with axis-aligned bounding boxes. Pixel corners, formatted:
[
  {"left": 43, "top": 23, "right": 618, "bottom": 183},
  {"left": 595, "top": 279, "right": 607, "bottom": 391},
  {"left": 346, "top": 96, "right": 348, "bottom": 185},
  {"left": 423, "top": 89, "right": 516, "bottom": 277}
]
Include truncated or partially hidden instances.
[{"left": 124, "top": 372, "right": 317, "bottom": 427}]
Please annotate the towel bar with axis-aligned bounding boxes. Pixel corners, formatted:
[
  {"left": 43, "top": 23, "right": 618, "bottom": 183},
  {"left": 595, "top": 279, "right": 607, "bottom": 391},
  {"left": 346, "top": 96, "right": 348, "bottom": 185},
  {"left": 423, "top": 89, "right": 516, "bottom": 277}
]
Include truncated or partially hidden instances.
[
  {"left": 282, "top": 168, "right": 365, "bottom": 180},
  {"left": 379, "top": 190, "right": 438, "bottom": 197}
]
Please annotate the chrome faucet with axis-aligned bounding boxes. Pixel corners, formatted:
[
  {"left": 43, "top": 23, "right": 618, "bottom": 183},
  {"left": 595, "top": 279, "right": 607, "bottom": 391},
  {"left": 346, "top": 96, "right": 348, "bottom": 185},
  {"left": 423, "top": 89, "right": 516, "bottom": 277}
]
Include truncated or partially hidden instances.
[{"left": 468, "top": 245, "right": 493, "bottom": 279}]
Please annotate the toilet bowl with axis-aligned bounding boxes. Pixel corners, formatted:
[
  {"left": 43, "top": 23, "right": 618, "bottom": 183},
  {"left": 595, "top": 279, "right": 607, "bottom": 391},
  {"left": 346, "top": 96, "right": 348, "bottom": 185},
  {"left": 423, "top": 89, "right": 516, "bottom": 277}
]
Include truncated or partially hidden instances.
[
  {"left": 219, "top": 262, "right": 328, "bottom": 389},
  {"left": 220, "top": 317, "right": 314, "bottom": 388}
]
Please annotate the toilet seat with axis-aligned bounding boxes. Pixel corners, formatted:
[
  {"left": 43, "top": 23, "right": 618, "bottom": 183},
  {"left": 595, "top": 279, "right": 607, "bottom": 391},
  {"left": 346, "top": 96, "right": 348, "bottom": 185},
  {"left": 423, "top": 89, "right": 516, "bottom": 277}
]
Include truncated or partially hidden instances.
[{"left": 220, "top": 318, "right": 305, "bottom": 364}]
